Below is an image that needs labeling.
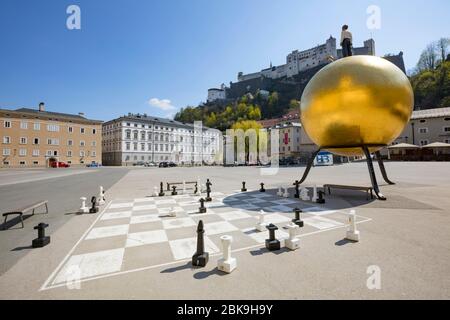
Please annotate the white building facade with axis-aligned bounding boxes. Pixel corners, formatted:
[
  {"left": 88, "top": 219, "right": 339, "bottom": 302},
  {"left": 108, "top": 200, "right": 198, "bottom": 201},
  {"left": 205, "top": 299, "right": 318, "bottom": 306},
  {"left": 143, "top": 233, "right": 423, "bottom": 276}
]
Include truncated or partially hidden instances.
[{"left": 102, "top": 114, "right": 222, "bottom": 166}]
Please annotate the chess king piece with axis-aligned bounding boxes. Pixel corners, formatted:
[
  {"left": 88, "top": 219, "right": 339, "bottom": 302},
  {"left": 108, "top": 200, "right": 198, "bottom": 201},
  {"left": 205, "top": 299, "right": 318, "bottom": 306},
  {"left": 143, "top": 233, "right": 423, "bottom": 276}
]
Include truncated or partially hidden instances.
[
  {"left": 171, "top": 186, "right": 178, "bottom": 196},
  {"left": 345, "top": 210, "right": 360, "bottom": 242},
  {"left": 217, "top": 235, "right": 237, "bottom": 274},
  {"left": 300, "top": 188, "right": 310, "bottom": 201},
  {"left": 78, "top": 197, "right": 89, "bottom": 214},
  {"left": 293, "top": 180, "right": 300, "bottom": 199},
  {"left": 285, "top": 223, "right": 300, "bottom": 250},
  {"left": 277, "top": 186, "right": 283, "bottom": 197},
  {"left": 192, "top": 220, "right": 209, "bottom": 267},
  {"left": 199, "top": 198, "right": 207, "bottom": 214},
  {"left": 241, "top": 181, "right": 247, "bottom": 192},
  {"left": 283, "top": 186, "right": 290, "bottom": 198},
  {"left": 89, "top": 196, "right": 99, "bottom": 213},
  {"left": 292, "top": 208, "right": 304, "bottom": 227},
  {"left": 265, "top": 224, "right": 281, "bottom": 251},
  {"left": 32, "top": 223, "right": 50, "bottom": 248},
  {"left": 256, "top": 210, "right": 267, "bottom": 232},
  {"left": 259, "top": 183, "right": 266, "bottom": 192},
  {"left": 316, "top": 190, "right": 326, "bottom": 204},
  {"left": 98, "top": 186, "right": 105, "bottom": 206},
  {"left": 158, "top": 182, "right": 165, "bottom": 197}
]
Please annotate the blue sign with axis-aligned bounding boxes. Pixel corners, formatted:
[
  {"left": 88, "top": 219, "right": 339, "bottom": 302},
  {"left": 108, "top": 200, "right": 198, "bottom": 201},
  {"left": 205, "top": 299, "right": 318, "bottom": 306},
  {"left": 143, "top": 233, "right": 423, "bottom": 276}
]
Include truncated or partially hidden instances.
[{"left": 314, "top": 151, "right": 334, "bottom": 166}]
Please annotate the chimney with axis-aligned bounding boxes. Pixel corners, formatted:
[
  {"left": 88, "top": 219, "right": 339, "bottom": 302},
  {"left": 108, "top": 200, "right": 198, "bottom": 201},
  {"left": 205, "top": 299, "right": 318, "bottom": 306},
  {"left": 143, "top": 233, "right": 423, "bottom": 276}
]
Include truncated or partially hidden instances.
[{"left": 38, "top": 102, "right": 45, "bottom": 112}]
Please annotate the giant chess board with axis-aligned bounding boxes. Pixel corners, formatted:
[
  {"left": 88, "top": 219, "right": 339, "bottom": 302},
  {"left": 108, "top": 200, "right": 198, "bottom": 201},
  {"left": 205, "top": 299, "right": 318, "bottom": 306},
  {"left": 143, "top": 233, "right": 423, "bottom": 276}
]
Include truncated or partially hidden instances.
[{"left": 41, "top": 189, "right": 372, "bottom": 290}]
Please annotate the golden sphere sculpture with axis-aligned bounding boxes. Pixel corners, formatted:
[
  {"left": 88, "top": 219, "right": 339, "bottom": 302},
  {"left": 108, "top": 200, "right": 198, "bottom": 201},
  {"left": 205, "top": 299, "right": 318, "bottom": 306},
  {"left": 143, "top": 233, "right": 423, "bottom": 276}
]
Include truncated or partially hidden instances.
[{"left": 300, "top": 55, "right": 414, "bottom": 156}]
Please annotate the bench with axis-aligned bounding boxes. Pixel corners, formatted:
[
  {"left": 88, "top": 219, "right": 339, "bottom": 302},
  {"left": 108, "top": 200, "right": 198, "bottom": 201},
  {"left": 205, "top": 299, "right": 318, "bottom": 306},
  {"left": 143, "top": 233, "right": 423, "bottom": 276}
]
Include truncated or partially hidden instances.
[
  {"left": 323, "top": 184, "right": 374, "bottom": 200},
  {"left": 166, "top": 181, "right": 197, "bottom": 191},
  {"left": 2, "top": 200, "right": 49, "bottom": 229}
]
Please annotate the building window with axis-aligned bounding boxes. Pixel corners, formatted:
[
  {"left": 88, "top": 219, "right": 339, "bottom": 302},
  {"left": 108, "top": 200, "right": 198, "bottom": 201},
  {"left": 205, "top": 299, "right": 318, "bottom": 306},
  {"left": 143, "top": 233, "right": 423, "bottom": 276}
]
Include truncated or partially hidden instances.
[
  {"left": 20, "top": 137, "right": 27, "bottom": 144},
  {"left": 47, "top": 138, "right": 59, "bottom": 145},
  {"left": 141, "top": 131, "right": 146, "bottom": 140},
  {"left": 33, "top": 161, "right": 39, "bottom": 165},
  {"left": 4, "top": 121, "right": 11, "bottom": 128},
  {"left": 133, "top": 131, "right": 138, "bottom": 140},
  {"left": 92, "top": 151, "right": 96, "bottom": 157},
  {"left": 141, "top": 143, "right": 145, "bottom": 151},
  {"left": 68, "top": 140, "right": 73, "bottom": 146},
  {"left": 19, "top": 161, "right": 26, "bottom": 166},
  {"left": 80, "top": 140, "right": 85, "bottom": 147},
  {"left": 47, "top": 124, "right": 60, "bottom": 132},
  {"left": 46, "top": 150, "right": 52, "bottom": 156},
  {"left": 126, "top": 130, "right": 131, "bottom": 139},
  {"left": 80, "top": 151, "right": 85, "bottom": 157},
  {"left": 80, "top": 128, "right": 85, "bottom": 134},
  {"left": 418, "top": 128, "right": 428, "bottom": 134},
  {"left": 2, "top": 136, "right": 11, "bottom": 144},
  {"left": 420, "top": 140, "right": 429, "bottom": 146},
  {"left": 67, "top": 150, "right": 72, "bottom": 157},
  {"left": 20, "top": 122, "right": 28, "bottom": 129},
  {"left": 68, "top": 126, "right": 73, "bottom": 133},
  {"left": 133, "top": 143, "right": 138, "bottom": 151},
  {"left": 126, "top": 142, "right": 131, "bottom": 151},
  {"left": 53, "top": 150, "right": 58, "bottom": 156},
  {"left": 92, "top": 128, "right": 96, "bottom": 134},
  {"left": 2, "top": 149, "right": 11, "bottom": 156},
  {"left": 92, "top": 141, "right": 96, "bottom": 147},
  {"left": 444, "top": 127, "right": 450, "bottom": 132},
  {"left": 19, "top": 148, "right": 27, "bottom": 156},
  {"left": 34, "top": 123, "right": 41, "bottom": 130},
  {"left": 32, "top": 149, "right": 39, "bottom": 157},
  {"left": 33, "top": 138, "right": 39, "bottom": 145}
]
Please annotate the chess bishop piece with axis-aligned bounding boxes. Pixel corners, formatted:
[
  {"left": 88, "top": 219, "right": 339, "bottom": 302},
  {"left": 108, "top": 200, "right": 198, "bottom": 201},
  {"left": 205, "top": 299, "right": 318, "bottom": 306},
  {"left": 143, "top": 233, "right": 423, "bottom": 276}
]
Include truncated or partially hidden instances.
[
  {"left": 345, "top": 210, "right": 360, "bottom": 242},
  {"left": 285, "top": 223, "right": 300, "bottom": 250},
  {"left": 192, "top": 220, "right": 209, "bottom": 267},
  {"left": 78, "top": 197, "right": 89, "bottom": 214},
  {"left": 32, "top": 223, "right": 50, "bottom": 248},
  {"left": 217, "top": 235, "right": 237, "bottom": 274}
]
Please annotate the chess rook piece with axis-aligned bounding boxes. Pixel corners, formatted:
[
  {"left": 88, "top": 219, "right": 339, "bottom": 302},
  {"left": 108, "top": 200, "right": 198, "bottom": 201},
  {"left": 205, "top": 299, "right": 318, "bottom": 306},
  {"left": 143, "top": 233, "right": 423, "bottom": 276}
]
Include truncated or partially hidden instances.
[
  {"left": 277, "top": 186, "right": 283, "bottom": 197},
  {"left": 78, "top": 197, "right": 89, "bottom": 214},
  {"left": 89, "top": 196, "right": 99, "bottom": 213},
  {"left": 32, "top": 223, "right": 50, "bottom": 248},
  {"left": 217, "top": 235, "right": 237, "bottom": 274},
  {"left": 345, "top": 210, "right": 360, "bottom": 242},
  {"left": 292, "top": 208, "right": 304, "bottom": 227},
  {"left": 192, "top": 220, "right": 209, "bottom": 267},
  {"left": 199, "top": 198, "right": 207, "bottom": 214},
  {"left": 285, "top": 223, "right": 300, "bottom": 250},
  {"left": 255, "top": 210, "right": 267, "bottom": 232},
  {"left": 293, "top": 181, "right": 300, "bottom": 199},
  {"left": 316, "top": 190, "right": 325, "bottom": 204},
  {"left": 159, "top": 182, "right": 165, "bottom": 197},
  {"left": 265, "top": 224, "right": 281, "bottom": 251},
  {"left": 260, "top": 183, "right": 266, "bottom": 192},
  {"left": 241, "top": 182, "right": 247, "bottom": 192},
  {"left": 171, "top": 186, "right": 178, "bottom": 196},
  {"left": 98, "top": 186, "right": 105, "bottom": 206}
]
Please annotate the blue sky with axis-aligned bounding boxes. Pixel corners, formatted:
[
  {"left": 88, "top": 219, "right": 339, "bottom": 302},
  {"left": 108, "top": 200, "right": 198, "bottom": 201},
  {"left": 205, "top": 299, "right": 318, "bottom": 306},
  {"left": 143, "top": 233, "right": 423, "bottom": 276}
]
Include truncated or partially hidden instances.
[{"left": 0, "top": 0, "right": 449, "bottom": 121}]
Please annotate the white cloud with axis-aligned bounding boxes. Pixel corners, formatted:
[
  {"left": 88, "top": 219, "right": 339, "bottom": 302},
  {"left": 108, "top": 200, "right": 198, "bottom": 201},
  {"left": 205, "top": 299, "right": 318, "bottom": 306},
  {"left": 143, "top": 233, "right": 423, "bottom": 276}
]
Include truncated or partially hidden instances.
[{"left": 148, "top": 98, "right": 176, "bottom": 111}]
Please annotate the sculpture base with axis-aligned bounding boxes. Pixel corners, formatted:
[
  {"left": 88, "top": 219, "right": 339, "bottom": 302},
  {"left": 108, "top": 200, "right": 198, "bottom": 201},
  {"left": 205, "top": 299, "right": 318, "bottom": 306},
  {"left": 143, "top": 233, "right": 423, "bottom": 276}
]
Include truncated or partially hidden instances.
[
  {"left": 217, "top": 258, "right": 237, "bottom": 274},
  {"left": 285, "top": 238, "right": 300, "bottom": 251},
  {"left": 32, "top": 236, "right": 50, "bottom": 248},
  {"left": 346, "top": 230, "right": 360, "bottom": 242},
  {"left": 192, "top": 252, "right": 209, "bottom": 267},
  {"left": 265, "top": 239, "right": 280, "bottom": 251}
]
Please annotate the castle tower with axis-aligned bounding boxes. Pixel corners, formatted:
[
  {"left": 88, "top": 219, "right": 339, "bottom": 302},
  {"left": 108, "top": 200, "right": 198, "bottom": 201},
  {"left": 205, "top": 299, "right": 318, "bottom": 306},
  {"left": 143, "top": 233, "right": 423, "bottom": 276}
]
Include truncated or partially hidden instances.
[{"left": 364, "top": 39, "right": 376, "bottom": 56}]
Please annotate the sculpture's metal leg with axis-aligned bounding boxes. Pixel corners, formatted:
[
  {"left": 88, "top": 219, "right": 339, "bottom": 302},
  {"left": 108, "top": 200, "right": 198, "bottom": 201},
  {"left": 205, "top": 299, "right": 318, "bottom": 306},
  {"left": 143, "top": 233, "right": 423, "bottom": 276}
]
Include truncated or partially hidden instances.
[
  {"left": 362, "top": 146, "right": 386, "bottom": 200},
  {"left": 375, "top": 151, "right": 395, "bottom": 185},
  {"left": 299, "top": 148, "right": 321, "bottom": 184}
]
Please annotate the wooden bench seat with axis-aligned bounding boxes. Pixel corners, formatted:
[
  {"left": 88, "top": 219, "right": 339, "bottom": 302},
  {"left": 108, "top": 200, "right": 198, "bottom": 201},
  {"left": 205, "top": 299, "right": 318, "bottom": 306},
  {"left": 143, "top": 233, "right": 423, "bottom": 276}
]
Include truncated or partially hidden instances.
[
  {"left": 2, "top": 200, "right": 48, "bottom": 229},
  {"left": 323, "top": 184, "right": 374, "bottom": 200},
  {"left": 166, "top": 181, "right": 197, "bottom": 191}
]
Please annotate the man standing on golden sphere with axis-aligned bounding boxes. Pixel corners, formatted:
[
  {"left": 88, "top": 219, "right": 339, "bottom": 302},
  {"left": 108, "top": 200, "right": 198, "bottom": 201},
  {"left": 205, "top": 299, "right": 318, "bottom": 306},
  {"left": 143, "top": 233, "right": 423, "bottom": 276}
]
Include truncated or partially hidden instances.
[{"left": 341, "top": 25, "right": 353, "bottom": 57}]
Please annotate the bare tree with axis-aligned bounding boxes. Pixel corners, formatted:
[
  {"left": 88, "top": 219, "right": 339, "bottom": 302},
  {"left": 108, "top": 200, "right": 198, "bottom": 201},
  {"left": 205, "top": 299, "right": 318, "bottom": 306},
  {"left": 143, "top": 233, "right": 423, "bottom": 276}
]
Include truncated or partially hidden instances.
[
  {"left": 417, "top": 43, "right": 438, "bottom": 71},
  {"left": 436, "top": 38, "right": 450, "bottom": 63}
]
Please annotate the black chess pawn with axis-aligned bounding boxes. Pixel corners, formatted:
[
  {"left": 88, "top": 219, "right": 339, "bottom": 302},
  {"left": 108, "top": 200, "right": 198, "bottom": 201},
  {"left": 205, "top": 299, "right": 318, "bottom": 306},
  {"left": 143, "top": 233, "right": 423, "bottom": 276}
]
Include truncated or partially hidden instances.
[
  {"left": 192, "top": 220, "right": 209, "bottom": 267},
  {"left": 171, "top": 185, "right": 178, "bottom": 196},
  {"left": 241, "top": 181, "right": 247, "bottom": 192},
  {"left": 292, "top": 208, "right": 304, "bottom": 227},
  {"left": 260, "top": 183, "right": 266, "bottom": 192},
  {"left": 89, "top": 196, "right": 99, "bottom": 213},
  {"left": 265, "top": 224, "right": 280, "bottom": 251},
  {"left": 293, "top": 180, "right": 300, "bottom": 199},
  {"left": 316, "top": 190, "right": 326, "bottom": 204},
  {"left": 32, "top": 223, "right": 50, "bottom": 248},
  {"left": 158, "top": 182, "right": 165, "bottom": 197},
  {"left": 199, "top": 198, "right": 207, "bottom": 214}
]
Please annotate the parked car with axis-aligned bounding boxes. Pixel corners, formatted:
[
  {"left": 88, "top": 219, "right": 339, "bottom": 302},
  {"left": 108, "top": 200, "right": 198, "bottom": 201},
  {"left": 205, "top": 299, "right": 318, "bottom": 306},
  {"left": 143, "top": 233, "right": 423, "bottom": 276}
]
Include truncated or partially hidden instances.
[
  {"left": 50, "top": 161, "right": 70, "bottom": 168},
  {"left": 168, "top": 162, "right": 177, "bottom": 167},
  {"left": 86, "top": 162, "right": 101, "bottom": 168},
  {"left": 159, "top": 162, "right": 169, "bottom": 168},
  {"left": 133, "top": 161, "right": 146, "bottom": 166},
  {"left": 144, "top": 162, "right": 156, "bottom": 167}
]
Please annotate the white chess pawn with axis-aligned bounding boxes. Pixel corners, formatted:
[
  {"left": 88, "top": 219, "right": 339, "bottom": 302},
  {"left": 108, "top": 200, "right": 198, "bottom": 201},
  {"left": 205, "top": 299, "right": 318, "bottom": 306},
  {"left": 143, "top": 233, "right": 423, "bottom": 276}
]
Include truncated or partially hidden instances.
[
  {"left": 300, "top": 188, "right": 310, "bottom": 201},
  {"left": 217, "top": 235, "right": 237, "bottom": 274},
  {"left": 79, "top": 197, "right": 89, "bottom": 213},
  {"left": 312, "top": 185, "right": 318, "bottom": 202},
  {"left": 98, "top": 186, "right": 105, "bottom": 206},
  {"left": 283, "top": 186, "right": 290, "bottom": 198},
  {"left": 255, "top": 210, "right": 267, "bottom": 232},
  {"left": 169, "top": 207, "right": 177, "bottom": 218},
  {"left": 285, "top": 223, "right": 300, "bottom": 250},
  {"left": 277, "top": 186, "right": 283, "bottom": 197},
  {"left": 345, "top": 210, "right": 360, "bottom": 242}
]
